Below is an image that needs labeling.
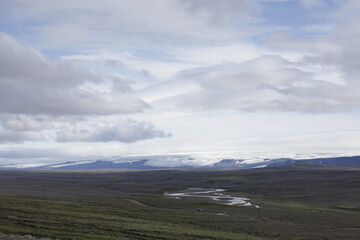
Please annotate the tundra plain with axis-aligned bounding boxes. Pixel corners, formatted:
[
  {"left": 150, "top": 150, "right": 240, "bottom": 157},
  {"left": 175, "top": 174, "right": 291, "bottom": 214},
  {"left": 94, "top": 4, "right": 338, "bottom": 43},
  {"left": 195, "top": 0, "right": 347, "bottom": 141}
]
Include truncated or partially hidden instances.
[{"left": 0, "top": 163, "right": 359, "bottom": 240}]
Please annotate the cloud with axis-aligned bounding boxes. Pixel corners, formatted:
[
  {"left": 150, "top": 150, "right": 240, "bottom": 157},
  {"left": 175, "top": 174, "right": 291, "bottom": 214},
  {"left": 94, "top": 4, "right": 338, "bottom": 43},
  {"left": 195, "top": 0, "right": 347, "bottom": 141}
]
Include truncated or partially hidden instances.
[
  {"left": 1, "top": 0, "right": 360, "bottom": 167},
  {"left": 62, "top": 51, "right": 196, "bottom": 80},
  {"left": 0, "top": 0, "right": 258, "bottom": 49},
  {"left": 0, "top": 32, "right": 148, "bottom": 115},
  {"left": 147, "top": 55, "right": 360, "bottom": 113},
  {"left": 258, "top": 0, "right": 332, "bottom": 8},
  {"left": 0, "top": 114, "right": 50, "bottom": 131},
  {"left": 55, "top": 119, "right": 171, "bottom": 142},
  {"left": 300, "top": 0, "right": 326, "bottom": 8},
  {"left": 266, "top": 31, "right": 338, "bottom": 53},
  {"left": 0, "top": 129, "right": 45, "bottom": 143},
  {"left": 329, "top": 1, "right": 360, "bottom": 81},
  {"left": 299, "top": 1, "right": 360, "bottom": 87},
  {"left": 0, "top": 114, "right": 172, "bottom": 143},
  {"left": 0, "top": 115, "right": 49, "bottom": 143},
  {"left": 0, "top": 147, "right": 79, "bottom": 166},
  {"left": 0, "top": 32, "right": 172, "bottom": 144},
  {"left": 139, "top": 0, "right": 360, "bottom": 115}
]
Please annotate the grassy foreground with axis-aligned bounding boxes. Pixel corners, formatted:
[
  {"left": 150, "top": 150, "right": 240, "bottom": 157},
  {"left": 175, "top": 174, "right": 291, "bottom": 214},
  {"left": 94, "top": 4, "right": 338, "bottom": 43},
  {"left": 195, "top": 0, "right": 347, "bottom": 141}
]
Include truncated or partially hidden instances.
[
  {"left": 0, "top": 164, "right": 359, "bottom": 239},
  {"left": 0, "top": 195, "right": 271, "bottom": 240}
]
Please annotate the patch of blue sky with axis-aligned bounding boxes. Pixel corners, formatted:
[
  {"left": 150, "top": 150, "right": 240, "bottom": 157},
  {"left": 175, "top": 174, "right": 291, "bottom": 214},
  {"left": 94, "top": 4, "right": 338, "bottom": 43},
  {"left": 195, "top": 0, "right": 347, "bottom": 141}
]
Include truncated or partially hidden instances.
[
  {"left": 0, "top": 26, "right": 36, "bottom": 47},
  {"left": 259, "top": 1, "right": 341, "bottom": 37},
  {"left": 0, "top": 24, "right": 19, "bottom": 36},
  {"left": 129, "top": 46, "right": 179, "bottom": 62},
  {"left": 40, "top": 49, "right": 78, "bottom": 61}
]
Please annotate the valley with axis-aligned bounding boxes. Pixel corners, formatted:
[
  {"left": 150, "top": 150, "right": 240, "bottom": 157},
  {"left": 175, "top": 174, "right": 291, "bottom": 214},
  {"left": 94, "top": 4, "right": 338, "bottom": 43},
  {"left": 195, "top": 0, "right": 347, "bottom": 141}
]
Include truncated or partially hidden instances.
[{"left": 0, "top": 163, "right": 359, "bottom": 239}]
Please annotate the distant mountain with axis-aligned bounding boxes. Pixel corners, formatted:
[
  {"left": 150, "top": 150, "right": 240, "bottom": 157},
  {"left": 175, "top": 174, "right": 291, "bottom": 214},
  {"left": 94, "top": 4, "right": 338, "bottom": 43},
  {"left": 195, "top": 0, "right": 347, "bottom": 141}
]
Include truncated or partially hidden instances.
[
  {"left": 271, "top": 161, "right": 335, "bottom": 170},
  {"left": 1, "top": 155, "right": 359, "bottom": 170},
  {"left": 206, "top": 159, "right": 269, "bottom": 169},
  {"left": 51, "top": 159, "right": 161, "bottom": 170},
  {"left": 266, "top": 156, "right": 360, "bottom": 168},
  {"left": 0, "top": 159, "right": 160, "bottom": 170},
  {"left": 308, "top": 156, "right": 360, "bottom": 167},
  {"left": 206, "top": 156, "right": 360, "bottom": 169},
  {"left": 17, "top": 159, "right": 194, "bottom": 170}
]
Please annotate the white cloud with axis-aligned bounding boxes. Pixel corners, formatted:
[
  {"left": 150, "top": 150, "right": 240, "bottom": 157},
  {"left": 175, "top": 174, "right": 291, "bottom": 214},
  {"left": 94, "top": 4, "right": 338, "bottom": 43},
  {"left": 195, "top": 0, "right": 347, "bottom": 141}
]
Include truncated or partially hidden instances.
[
  {"left": 258, "top": 0, "right": 330, "bottom": 8},
  {"left": 0, "top": 128, "right": 45, "bottom": 143},
  {"left": 145, "top": 55, "right": 359, "bottom": 113},
  {"left": 266, "top": 31, "right": 338, "bottom": 53},
  {"left": 0, "top": 0, "right": 258, "bottom": 49},
  {"left": 172, "top": 42, "right": 270, "bottom": 66},
  {"left": 300, "top": 0, "right": 326, "bottom": 8},
  {"left": 1, "top": 0, "right": 360, "bottom": 167},
  {"left": 62, "top": 51, "right": 195, "bottom": 80},
  {"left": 299, "top": 1, "right": 360, "bottom": 88}
]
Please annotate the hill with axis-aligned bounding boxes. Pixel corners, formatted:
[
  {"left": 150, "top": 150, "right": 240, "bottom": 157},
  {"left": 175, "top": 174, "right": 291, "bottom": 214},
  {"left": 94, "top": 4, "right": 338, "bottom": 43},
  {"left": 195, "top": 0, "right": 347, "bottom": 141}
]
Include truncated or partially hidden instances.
[{"left": 1, "top": 155, "right": 359, "bottom": 170}]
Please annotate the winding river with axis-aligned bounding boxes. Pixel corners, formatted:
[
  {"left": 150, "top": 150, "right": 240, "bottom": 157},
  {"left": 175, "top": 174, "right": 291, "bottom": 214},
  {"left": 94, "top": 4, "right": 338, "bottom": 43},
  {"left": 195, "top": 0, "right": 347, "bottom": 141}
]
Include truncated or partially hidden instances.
[{"left": 164, "top": 188, "right": 259, "bottom": 208}]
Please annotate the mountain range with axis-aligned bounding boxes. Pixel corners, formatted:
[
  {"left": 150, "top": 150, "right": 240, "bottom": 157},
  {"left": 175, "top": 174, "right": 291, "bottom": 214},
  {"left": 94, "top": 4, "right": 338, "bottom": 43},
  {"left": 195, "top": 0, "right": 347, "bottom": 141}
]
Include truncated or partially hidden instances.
[{"left": 1, "top": 155, "right": 359, "bottom": 170}]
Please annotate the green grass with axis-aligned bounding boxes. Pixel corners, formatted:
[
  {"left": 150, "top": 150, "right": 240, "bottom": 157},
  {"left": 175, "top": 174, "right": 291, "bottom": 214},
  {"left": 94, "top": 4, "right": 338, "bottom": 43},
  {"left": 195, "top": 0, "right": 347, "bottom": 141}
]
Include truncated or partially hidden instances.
[
  {"left": 1, "top": 193, "right": 359, "bottom": 240},
  {"left": 0, "top": 167, "right": 359, "bottom": 239},
  {"left": 0, "top": 195, "right": 271, "bottom": 240}
]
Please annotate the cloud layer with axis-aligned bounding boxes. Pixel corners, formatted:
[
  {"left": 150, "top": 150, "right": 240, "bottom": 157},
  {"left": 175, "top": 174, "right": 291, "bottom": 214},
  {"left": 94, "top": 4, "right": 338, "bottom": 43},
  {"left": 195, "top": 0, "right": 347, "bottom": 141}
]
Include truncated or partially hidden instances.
[
  {"left": 148, "top": 54, "right": 360, "bottom": 113},
  {"left": 0, "top": 0, "right": 257, "bottom": 49},
  {"left": 1, "top": 0, "right": 360, "bottom": 166},
  {"left": 0, "top": 32, "right": 170, "bottom": 144}
]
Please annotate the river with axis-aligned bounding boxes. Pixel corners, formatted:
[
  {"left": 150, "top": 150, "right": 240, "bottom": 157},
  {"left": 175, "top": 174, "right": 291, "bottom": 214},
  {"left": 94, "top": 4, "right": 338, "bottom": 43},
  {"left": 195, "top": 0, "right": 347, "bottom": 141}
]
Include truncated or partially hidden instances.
[{"left": 164, "top": 188, "right": 259, "bottom": 208}]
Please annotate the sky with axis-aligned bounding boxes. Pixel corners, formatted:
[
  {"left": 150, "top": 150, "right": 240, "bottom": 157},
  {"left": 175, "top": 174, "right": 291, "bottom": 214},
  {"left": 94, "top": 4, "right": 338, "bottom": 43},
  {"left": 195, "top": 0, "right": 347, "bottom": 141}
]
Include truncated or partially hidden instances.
[{"left": 1, "top": 0, "right": 360, "bottom": 167}]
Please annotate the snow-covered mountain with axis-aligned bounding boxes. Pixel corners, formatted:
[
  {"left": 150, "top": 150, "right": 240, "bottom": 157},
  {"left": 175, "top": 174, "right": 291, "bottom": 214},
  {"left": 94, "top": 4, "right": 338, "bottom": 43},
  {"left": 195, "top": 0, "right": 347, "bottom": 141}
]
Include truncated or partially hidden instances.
[{"left": 1, "top": 156, "right": 359, "bottom": 170}]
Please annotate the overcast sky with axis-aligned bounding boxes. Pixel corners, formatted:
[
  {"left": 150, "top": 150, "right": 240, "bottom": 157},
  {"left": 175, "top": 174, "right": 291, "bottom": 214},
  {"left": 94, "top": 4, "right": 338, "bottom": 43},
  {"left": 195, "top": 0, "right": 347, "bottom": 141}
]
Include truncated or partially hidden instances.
[{"left": 1, "top": 0, "right": 360, "bottom": 167}]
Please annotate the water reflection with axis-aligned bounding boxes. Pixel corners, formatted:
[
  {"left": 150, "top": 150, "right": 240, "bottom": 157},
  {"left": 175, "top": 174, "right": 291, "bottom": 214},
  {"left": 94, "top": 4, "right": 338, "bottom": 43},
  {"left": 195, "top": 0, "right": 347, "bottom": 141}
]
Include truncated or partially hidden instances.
[{"left": 165, "top": 188, "right": 259, "bottom": 208}]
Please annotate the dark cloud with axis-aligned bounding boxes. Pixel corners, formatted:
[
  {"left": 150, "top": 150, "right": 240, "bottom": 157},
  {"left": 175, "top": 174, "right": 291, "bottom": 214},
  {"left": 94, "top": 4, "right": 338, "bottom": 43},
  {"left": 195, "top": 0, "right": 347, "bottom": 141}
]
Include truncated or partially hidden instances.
[
  {"left": 0, "top": 32, "right": 148, "bottom": 115},
  {"left": 0, "top": 114, "right": 171, "bottom": 143},
  {"left": 0, "top": 114, "right": 50, "bottom": 131},
  {"left": 0, "top": 129, "right": 45, "bottom": 143},
  {"left": 56, "top": 119, "right": 171, "bottom": 142}
]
